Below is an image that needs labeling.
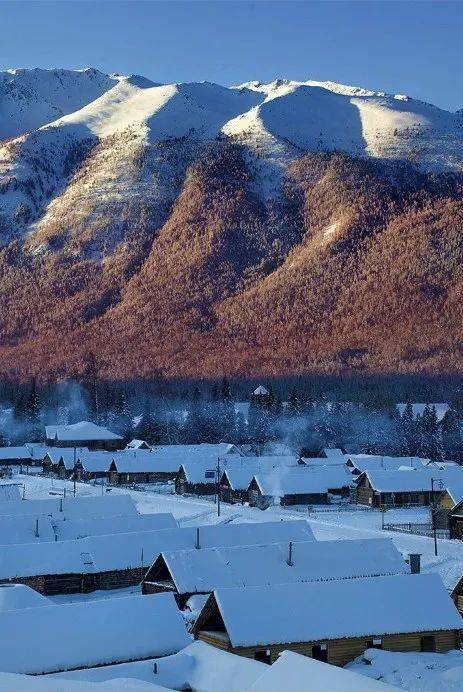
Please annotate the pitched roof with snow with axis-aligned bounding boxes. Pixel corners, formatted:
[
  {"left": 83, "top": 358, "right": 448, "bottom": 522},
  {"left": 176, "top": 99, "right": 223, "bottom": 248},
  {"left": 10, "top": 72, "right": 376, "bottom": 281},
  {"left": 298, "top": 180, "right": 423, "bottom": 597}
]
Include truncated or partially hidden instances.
[
  {"left": 157, "top": 538, "right": 408, "bottom": 595},
  {"left": 0, "top": 447, "right": 32, "bottom": 461},
  {"left": 199, "top": 574, "right": 462, "bottom": 648},
  {"left": 45, "top": 421, "right": 122, "bottom": 442},
  {"left": 253, "top": 386, "right": 269, "bottom": 396},
  {"left": 0, "top": 520, "right": 314, "bottom": 580},
  {"left": 126, "top": 439, "right": 152, "bottom": 449},
  {"left": 152, "top": 640, "right": 265, "bottom": 692},
  {"left": 0, "top": 511, "right": 177, "bottom": 546},
  {"left": 0, "top": 493, "right": 138, "bottom": 519},
  {"left": 0, "top": 592, "right": 190, "bottom": 674},
  {"left": 247, "top": 650, "right": 397, "bottom": 692},
  {"left": 0, "top": 583, "right": 50, "bottom": 612},
  {"left": 186, "top": 456, "right": 298, "bottom": 486},
  {"left": 346, "top": 455, "right": 427, "bottom": 472},
  {"left": 149, "top": 444, "right": 242, "bottom": 473},
  {"left": 253, "top": 467, "right": 351, "bottom": 497},
  {"left": 363, "top": 468, "right": 463, "bottom": 493}
]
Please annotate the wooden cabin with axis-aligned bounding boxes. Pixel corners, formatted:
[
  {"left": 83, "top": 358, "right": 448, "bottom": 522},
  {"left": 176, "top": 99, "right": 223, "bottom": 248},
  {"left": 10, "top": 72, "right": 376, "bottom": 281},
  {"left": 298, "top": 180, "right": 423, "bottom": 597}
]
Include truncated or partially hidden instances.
[
  {"left": 0, "top": 447, "right": 35, "bottom": 468},
  {"left": 449, "top": 498, "right": 463, "bottom": 539},
  {"left": 1, "top": 520, "right": 313, "bottom": 596},
  {"left": 45, "top": 421, "right": 123, "bottom": 450},
  {"left": 193, "top": 574, "right": 462, "bottom": 666},
  {"left": 220, "top": 469, "right": 253, "bottom": 504},
  {"left": 219, "top": 458, "right": 298, "bottom": 504},
  {"left": 356, "top": 470, "right": 445, "bottom": 507},
  {"left": 108, "top": 452, "right": 175, "bottom": 485},
  {"left": 248, "top": 467, "right": 351, "bottom": 509},
  {"left": 175, "top": 463, "right": 218, "bottom": 496},
  {"left": 142, "top": 538, "right": 408, "bottom": 606}
]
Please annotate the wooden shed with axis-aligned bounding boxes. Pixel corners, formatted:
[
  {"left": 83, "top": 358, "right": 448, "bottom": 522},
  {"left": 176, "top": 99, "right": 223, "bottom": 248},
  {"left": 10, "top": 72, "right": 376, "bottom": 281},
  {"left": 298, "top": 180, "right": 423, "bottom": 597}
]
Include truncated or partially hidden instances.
[{"left": 193, "top": 574, "right": 462, "bottom": 666}]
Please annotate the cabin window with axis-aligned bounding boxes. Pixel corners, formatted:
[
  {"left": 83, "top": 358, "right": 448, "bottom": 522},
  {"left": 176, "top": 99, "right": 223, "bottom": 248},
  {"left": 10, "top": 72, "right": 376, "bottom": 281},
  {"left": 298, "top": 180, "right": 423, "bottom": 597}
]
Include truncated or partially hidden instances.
[
  {"left": 254, "top": 649, "right": 271, "bottom": 664},
  {"left": 312, "top": 644, "right": 328, "bottom": 662},
  {"left": 420, "top": 635, "right": 436, "bottom": 652},
  {"left": 367, "top": 638, "right": 383, "bottom": 649}
]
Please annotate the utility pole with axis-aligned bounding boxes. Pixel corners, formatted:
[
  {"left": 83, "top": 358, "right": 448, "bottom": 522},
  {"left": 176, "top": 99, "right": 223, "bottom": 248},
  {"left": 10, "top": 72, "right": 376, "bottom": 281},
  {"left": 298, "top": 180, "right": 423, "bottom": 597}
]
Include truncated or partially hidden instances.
[
  {"left": 431, "top": 478, "right": 438, "bottom": 557},
  {"left": 217, "top": 457, "right": 221, "bottom": 517},
  {"left": 73, "top": 447, "right": 76, "bottom": 497}
]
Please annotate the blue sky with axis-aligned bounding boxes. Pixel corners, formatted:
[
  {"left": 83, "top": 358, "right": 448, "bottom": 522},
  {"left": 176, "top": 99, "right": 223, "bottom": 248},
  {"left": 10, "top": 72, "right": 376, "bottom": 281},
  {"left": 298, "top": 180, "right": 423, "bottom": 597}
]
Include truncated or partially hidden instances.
[{"left": 1, "top": 1, "right": 462, "bottom": 111}]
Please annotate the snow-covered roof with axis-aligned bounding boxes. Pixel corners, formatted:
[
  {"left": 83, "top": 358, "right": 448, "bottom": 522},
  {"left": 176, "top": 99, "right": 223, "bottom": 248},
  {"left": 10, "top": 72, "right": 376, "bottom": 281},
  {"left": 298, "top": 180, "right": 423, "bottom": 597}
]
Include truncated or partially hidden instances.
[
  {"left": 322, "top": 448, "right": 344, "bottom": 459},
  {"left": 0, "top": 583, "right": 50, "bottom": 612},
  {"left": 347, "top": 455, "right": 427, "bottom": 472},
  {"left": 0, "top": 483, "right": 22, "bottom": 502},
  {"left": 183, "top": 455, "right": 297, "bottom": 485},
  {"left": 0, "top": 511, "right": 177, "bottom": 546},
  {"left": 157, "top": 538, "right": 408, "bottom": 595},
  {"left": 363, "top": 468, "right": 463, "bottom": 493},
  {"left": 247, "top": 650, "right": 397, "bottom": 692},
  {"left": 0, "top": 672, "right": 171, "bottom": 691},
  {"left": 253, "top": 467, "right": 351, "bottom": 497},
  {"left": 301, "top": 457, "right": 346, "bottom": 468},
  {"left": 0, "top": 446, "right": 32, "bottom": 461},
  {"left": 25, "top": 444, "right": 55, "bottom": 461},
  {"left": 147, "top": 444, "right": 241, "bottom": 473},
  {"left": 253, "top": 385, "right": 269, "bottom": 396},
  {"left": 46, "top": 447, "right": 90, "bottom": 467},
  {"left": 79, "top": 450, "right": 114, "bottom": 472},
  {"left": 152, "top": 641, "right": 265, "bottom": 692},
  {"left": 201, "top": 574, "right": 462, "bottom": 648},
  {"left": 0, "top": 520, "right": 314, "bottom": 580},
  {"left": 45, "top": 421, "right": 122, "bottom": 442},
  {"left": 444, "top": 482, "right": 463, "bottom": 506},
  {"left": 0, "top": 493, "right": 138, "bottom": 519},
  {"left": 126, "top": 439, "right": 152, "bottom": 449},
  {"left": 0, "top": 592, "right": 190, "bottom": 674}
]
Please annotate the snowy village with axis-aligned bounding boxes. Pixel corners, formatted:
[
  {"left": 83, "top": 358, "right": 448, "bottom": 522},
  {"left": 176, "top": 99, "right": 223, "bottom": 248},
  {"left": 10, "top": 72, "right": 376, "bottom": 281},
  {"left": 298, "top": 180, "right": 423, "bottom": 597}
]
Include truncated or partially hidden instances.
[
  {"left": 1, "top": 1, "right": 463, "bottom": 690},
  {"left": 0, "top": 376, "right": 462, "bottom": 691}
]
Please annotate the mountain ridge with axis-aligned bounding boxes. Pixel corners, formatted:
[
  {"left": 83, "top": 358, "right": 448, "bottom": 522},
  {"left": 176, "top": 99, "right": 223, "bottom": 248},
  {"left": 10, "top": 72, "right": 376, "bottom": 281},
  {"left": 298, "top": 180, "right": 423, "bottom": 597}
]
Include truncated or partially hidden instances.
[{"left": 0, "top": 68, "right": 462, "bottom": 380}]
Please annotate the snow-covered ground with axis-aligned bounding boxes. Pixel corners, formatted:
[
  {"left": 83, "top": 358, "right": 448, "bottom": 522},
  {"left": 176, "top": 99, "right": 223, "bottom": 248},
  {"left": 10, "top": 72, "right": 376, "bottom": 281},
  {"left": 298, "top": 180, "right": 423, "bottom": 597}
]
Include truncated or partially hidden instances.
[{"left": 348, "top": 648, "right": 463, "bottom": 691}]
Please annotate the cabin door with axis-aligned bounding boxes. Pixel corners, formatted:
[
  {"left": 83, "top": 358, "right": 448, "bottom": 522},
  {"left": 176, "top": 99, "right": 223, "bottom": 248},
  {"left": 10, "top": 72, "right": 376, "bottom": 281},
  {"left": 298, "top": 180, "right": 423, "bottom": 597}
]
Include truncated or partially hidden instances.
[
  {"left": 254, "top": 649, "right": 271, "bottom": 664},
  {"left": 311, "top": 644, "right": 328, "bottom": 662}
]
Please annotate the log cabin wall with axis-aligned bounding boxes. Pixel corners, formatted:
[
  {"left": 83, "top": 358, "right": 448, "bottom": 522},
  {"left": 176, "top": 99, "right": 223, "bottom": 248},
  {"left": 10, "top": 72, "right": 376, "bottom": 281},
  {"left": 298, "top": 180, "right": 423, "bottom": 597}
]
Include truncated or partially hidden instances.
[{"left": 197, "top": 629, "right": 460, "bottom": 667}]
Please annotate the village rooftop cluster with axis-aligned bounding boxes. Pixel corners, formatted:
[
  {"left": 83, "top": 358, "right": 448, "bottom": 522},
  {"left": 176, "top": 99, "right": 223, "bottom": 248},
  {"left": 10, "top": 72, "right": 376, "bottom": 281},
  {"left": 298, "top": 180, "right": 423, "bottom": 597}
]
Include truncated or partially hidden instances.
[{"left": 0, "top": 387, "right": 463, "bottom": 689}]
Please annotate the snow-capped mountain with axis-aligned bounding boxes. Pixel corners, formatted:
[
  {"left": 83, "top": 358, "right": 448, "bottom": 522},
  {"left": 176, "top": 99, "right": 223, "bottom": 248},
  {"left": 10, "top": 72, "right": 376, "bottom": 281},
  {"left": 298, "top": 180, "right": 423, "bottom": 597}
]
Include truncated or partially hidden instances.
[
  {"left": 0, "top": 68, "right": 121, "bottom": 139},
  {"left": 0, "top": 69, "right": 462, "bottom": 380}
]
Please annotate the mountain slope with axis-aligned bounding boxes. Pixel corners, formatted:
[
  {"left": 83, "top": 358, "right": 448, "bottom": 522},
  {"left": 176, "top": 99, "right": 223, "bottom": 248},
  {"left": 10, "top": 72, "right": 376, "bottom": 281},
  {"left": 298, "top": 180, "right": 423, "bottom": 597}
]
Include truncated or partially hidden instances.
[{"left": 0, "top": 69, "right": 462, "bottom": 380}]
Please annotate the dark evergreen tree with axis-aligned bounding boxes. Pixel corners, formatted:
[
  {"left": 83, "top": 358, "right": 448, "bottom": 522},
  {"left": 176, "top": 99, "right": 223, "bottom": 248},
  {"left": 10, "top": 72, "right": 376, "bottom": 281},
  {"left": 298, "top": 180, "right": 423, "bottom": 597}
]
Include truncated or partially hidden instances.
[{"left": 441, "top": 407, "right": 463, "bottom": 462}]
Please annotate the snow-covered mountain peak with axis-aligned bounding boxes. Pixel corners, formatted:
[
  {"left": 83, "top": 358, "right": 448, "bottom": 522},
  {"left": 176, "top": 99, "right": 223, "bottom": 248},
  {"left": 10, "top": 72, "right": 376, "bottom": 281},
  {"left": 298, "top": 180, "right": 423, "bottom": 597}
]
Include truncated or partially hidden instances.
[{"left": 0, "top": 67, "right": 121, "bottom": 139}]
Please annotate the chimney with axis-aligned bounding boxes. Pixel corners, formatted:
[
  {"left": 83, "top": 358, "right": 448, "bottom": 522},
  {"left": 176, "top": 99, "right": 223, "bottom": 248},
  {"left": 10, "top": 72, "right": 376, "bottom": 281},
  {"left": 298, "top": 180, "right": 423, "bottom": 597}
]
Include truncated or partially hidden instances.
[
  {"left": 409, "top": 553, "right": 421, "bottom": 574},
  {"left": 287, "top": 541, "right": 294, "bottom": 566},
  {"left": 35, "top": 518, "right": 39, "bottom": 538},
  {"left": 195, "top": 527, "right": 200, "bottom": 550}
]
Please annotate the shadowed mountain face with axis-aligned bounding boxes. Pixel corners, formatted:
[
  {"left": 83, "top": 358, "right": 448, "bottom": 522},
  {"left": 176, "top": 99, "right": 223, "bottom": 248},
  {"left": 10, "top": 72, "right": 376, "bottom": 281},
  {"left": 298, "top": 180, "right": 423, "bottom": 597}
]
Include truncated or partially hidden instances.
[{"left": 0, "top": 70, "right": 462, "bottom": 380}]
